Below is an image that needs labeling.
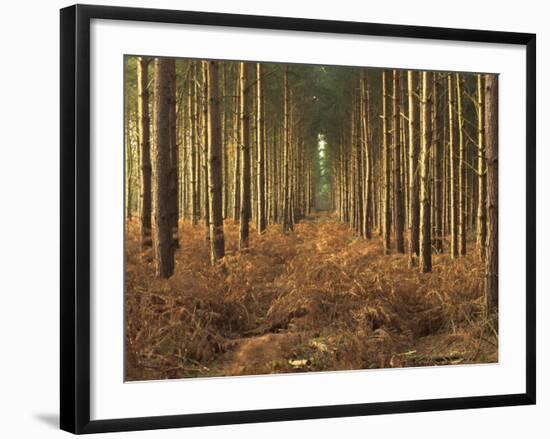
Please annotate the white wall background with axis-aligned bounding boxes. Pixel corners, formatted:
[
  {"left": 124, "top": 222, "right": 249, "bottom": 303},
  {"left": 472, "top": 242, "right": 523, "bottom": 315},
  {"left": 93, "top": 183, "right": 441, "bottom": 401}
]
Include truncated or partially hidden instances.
[{"left": 0, "top": 0, "right": 545, "bottom": 437}]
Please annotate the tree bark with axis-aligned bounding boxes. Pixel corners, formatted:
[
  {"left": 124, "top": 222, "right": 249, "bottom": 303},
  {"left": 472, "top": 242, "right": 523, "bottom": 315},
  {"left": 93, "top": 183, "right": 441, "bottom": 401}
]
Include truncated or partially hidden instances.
[
  {"left": 476, "top": 74, "right": 487, "bottom": 261},
  {"left": 419, "top": 71, "right": 432, "bottom": 273},
  {"left": 151, "top": 58, "right": 175, "bottom": 278},
  {"left": 167, "top": 59, "right": 179, "bottom": 247},
  {"left": 407, "top": 70, "right": 420, "bottom": 266},
  {"left": 256, "top": 63, "right": 267, "bottom": 234},
  {"left": 484, "top": 74, "right": 498, "bottom": 313},
  {"left": 190, "top": 62, "right": 199, "bottom": 226},
  {"left": 282, "top": 65, "right": 293, "bottom": 233},
  {"left": 239, "top": 62, "right": 251, "bottom": 248},
  {"left": 433, "top": 74, "right": 443, "bottom": 253},
  {"left": 392, "top": 70, "right": 405, "bottom": 252},
  {"left": 456, "top": 73, "right": 466, "bottom": 256},
  {"left": 361, "top": 71, "right": 372, "bottom": 239},
  {"left": 202, "top": 61, "right": 210, "bottom": 241},
  {"left": 137, "top": 56, "right": 152, "bottom": 247},
  {"left": 382, "top": 70, "right": 391, "bottom": 254},
  {"left": 232, "top": 72, "right": 241, "bottom": 223},
  {"left": 207, "top": 61, "right": 225, "bottom": 263},
  {"left": 448, "top": 74, "right": 458, "bottom": 258}
]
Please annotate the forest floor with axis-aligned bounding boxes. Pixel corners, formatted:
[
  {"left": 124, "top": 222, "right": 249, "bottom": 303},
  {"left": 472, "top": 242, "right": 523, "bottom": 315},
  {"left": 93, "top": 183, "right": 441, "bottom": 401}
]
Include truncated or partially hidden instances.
[{"left": 125, "top": 212, "right": 498, "bottom": 381}]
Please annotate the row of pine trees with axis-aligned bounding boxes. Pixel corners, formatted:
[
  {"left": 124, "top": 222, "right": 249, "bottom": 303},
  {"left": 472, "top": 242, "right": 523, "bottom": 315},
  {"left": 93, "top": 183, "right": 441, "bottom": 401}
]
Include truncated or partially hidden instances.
[
  {"left": 330, "top": 69, "right": 498, "bottom": 313},
  {"left": 125, "top": 57, "right": 317, "bottom": 275}
]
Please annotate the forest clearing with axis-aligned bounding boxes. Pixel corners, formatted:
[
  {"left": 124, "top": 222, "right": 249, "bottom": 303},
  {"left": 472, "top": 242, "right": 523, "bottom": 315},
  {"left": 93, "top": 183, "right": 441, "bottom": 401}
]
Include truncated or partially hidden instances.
[{"left": 124, "top": 57, "right": 498, "bottom": 380}]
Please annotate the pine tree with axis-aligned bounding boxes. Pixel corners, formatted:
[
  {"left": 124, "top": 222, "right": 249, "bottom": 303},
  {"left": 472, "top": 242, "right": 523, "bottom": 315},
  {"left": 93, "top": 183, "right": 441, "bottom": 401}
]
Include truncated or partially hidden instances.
[
  {"left": 151, "top": 58, "right": 175, "bottom": 278},
  {"left": 419, "top": 71, "right": 432, "bottom": 273},
  {"left": 382, "top": 70, "right": 391, "bottom": 254},
  {"left": 433, "top": 75, "right": 443, "bottom": 253},
  {"left": 456, "top": 73, "right": 466, "bottom": 256},
  {"left": 256, "top": 63, "right": 267, "bottom": 234},
  {"left": 476, "top": 74, "right": 487, "bottom": 261},
  {"left": 407, "top": 70, "right": 420, "bottom": 266},
  {"left": 392, "top": 70, "right": 405, "bottom": 253},
  {"left": 282, "top": 65, "right": 293, "bottom": 233},
  {"left": 207, "top": 60, "right": 225, "bottom": 263},
  {"left": 239, "top": 62, "right": 251, "bottom": 248},
  {"left": 137, "top": 56, "right": 152, "bottom": 247},
  {"left": 448, "top": 74, "right": 458, "bottom": 258},
  {"left": 484, "top": 74, "right": 498, "bottom": 313}
]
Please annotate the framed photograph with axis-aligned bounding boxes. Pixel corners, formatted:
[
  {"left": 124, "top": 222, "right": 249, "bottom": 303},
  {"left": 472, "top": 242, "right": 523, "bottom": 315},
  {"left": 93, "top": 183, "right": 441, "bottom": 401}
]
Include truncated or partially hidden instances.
[{"left": 60, "top": 4, "right": 536, "bottom": 434}]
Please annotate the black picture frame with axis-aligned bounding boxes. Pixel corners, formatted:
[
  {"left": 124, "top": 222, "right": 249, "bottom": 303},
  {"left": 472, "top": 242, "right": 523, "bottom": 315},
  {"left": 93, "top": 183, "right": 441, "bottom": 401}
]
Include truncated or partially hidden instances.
[{"left": 60, "top": 4, "right": 536, "bottom": 434}]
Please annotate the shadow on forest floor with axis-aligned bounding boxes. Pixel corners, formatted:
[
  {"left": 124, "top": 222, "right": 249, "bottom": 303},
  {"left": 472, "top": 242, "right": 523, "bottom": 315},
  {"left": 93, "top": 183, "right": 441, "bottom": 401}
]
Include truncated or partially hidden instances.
[{"left": 124, "top": 212, "right": 497, "bottom": 381}]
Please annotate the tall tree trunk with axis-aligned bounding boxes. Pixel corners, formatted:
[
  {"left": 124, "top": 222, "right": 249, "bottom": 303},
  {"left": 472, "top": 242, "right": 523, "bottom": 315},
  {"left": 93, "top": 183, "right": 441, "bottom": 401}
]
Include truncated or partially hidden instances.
[
  {"left": 282, "top": 66, "right": 293, "bottom": 232},
  {"left": 382, "top": 70, "right": 391, "bottom": 254},
  {"left": 352, "top": 105, "right": 357, "bottom": 233},
  {"left": 221, "top": 64, "right": 229, "bottom": 219},
  {"left": 448, "top": 74, "right": 458, "bottom": 258},
  {"left": 137, "top": 56, "right": 152, "bottom": 247},
  {"left": 125, "top": 115, "right": 133, "bottom": 218},
  {"left": 190, "top": 62, "right": 199, "bottom": 226},
  {"left": 484, "top": 74, "right": 498, "bottom": 313},
  {"left": 151, "top": 58, "right": 175, "bottom": 278},
  {"left": 419, "top": 71, "right": 432, "bottom": 273},
  {"left": 407, "top": 70, "right": 420, "bottom": 266},
  {"left": 256, "top": 63, "right": 267, "bottom": 234},
  {"left": 232, "top": 72, "right": 241, "bottom": 223},
  {"left": 361, "top": 71, "right": 372, "bottom": 239},
  {"left": 167, "top": 59, "right": 179, "bottom": 247},
  {"left": 207, "top": 61, "right": 225, "bottom": 263},
  {"left": 202, "top": 61, "right": 210, "bottom": 241},
  {"left": 476, "top": 74, "right": 487, "bottom": 261},
  {"left": 433, "top": 74, "right": 443, "bottom": 253},
  {"left": 239, "top": 62, "right": 251, "bottom": 248},
  {"left": 456, "top": 73, "right": 466, "bottom": 256},
  {"left": 392, "top": 70, "right": 405, "bottom": 252}
]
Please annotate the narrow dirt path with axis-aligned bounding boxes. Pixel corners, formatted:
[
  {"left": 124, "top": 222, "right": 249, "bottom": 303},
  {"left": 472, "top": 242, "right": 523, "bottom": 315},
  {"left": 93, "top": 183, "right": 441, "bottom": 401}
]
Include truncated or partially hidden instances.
[{"left": 211, "top": 213, "right": 343, "bottom": 376}]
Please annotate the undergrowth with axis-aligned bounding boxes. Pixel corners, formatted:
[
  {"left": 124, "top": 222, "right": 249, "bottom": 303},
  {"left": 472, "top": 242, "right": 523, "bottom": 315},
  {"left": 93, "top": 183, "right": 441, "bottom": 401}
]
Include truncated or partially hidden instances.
[{"left": 125, "top": 214, "right": 497, "bottom": 381}]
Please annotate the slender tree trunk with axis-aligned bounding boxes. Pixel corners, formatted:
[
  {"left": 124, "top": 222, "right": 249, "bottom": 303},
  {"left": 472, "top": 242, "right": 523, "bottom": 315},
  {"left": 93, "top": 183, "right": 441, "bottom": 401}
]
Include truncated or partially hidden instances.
[
  {"left": 448, "top": 74, "right": 458, "bottom": 258},
  {"left": 456, "top": 73, "right": 466, "bottom": 256},
  {"left": 361, "top": 72, "right": 372, "bottom": 239},
  {"left": 232, "top": 73, "right": 241, "bottom": 222},
  {"left": 202, "top": 62, "right": 210, "bottom": 241},
  {"left": 137, "top": 57, "right": 152, "bottom": 246},
  {"left": 392, "top": 70, "right": 405, "bottom": 252},
  {"left": 151, "top": 58, "right": 175, "bottom": 278},
  {"left": 167, "top": 59, "right": 179, "bottom": 247},
  {"left": 221, "top": 65, "right": 229, "bottom": 219},
  {"left": 419, "top": 71, "right": 432, "bottom": 273},
  {"left": 282, "top": 66, "right": 293, "bottom": 233},
  {"left": 270, "top": 128, "right": 278, "bottom": 223},
  {"left": 476, "top": 74, "right": 487, "bottom": 261},
  {"left": 484, "top": 74, "right": 498, "bottom": 313},
  {"left": 407, "top": 70, "right": 420, "bottom": 266},
  {"left": 256, "top": 63, "right": 267, "bottom": 234},
  {"left": 125, "top": 116, "right": 133, "bottom": 219},
  {"left": 190, "top": 62, "right": 199, "bottom": 226},
  {"left": 352, "top": 103, "right": 359, "bottom": 235},
  {"left": 442, "top": 111, "right": 448, "bottom": 242},
  {"left": 207, "top": 61, "right": 225, "bottom": 263},
  {"left": 382, "top": 70, "right": 391, "bottom": 254},
  {"left": 433, "top": 74, "right": 443, "bottom": 253},
  {"left": 239, "top": 62, "right": 251, "bottom": 248}
]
